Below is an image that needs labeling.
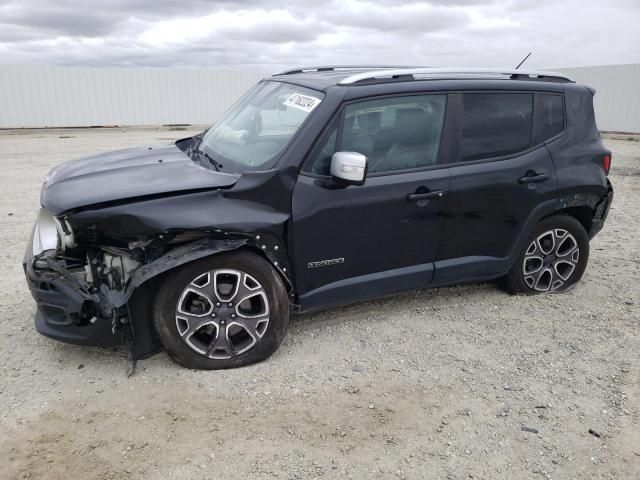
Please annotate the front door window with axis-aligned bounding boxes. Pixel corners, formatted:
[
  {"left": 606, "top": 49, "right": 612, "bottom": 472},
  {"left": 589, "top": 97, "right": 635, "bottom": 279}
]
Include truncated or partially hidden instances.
[{"left": 306, "top": 95, "right": 447, "bottom": 176}]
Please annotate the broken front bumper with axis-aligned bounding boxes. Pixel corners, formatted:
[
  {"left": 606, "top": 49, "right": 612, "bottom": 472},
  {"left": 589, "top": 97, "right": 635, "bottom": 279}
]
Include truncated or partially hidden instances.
[{"left": 23, "top": 239, "right": 122, "bottom": 348}]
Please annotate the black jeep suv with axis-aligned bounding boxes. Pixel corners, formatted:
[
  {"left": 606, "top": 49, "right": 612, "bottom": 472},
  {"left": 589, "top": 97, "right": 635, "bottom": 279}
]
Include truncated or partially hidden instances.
[{"left": 24, "top": 67, "right": 613, "bottom": 369}]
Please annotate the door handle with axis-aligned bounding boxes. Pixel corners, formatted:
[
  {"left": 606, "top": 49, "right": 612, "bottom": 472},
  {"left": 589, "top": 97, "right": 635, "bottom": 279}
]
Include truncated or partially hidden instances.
[
  {"left": 518, "top": 172, "right": 549, "bottom": 184},
  {"left": 407, "top": 190, "right": 444, "bottom": 202}
]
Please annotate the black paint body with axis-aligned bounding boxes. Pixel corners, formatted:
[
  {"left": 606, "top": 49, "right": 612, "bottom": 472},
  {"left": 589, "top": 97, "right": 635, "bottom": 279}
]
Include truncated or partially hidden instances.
[{"left": 24, "top": 71, "right": 614, "bottom": 355}]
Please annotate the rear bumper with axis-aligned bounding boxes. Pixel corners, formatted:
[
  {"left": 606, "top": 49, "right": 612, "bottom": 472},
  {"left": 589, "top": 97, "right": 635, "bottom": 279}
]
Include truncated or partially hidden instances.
[
  {"left": 589, "top": 181, "right": 614, "bottom": 239},
  {"left": 23, "top": 242, "right": 122, "bottom": 348}
]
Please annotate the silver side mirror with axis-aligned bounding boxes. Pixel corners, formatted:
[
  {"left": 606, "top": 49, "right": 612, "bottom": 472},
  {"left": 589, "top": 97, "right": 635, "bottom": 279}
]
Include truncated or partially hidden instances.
[{"left": 330, "top": 151, "right": 368, "bottom": 186}]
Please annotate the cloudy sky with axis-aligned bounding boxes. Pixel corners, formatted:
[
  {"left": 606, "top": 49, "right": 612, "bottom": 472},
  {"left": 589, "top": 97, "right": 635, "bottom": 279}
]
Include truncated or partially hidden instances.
[{"left": 0, "top": 0, "right": 638, "bottom": 71}]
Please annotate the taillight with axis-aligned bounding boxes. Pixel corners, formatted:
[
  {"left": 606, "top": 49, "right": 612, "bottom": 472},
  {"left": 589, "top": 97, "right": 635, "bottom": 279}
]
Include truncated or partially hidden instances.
[{"left": 603, "top": 154, "right": 611, "bottom": 175}]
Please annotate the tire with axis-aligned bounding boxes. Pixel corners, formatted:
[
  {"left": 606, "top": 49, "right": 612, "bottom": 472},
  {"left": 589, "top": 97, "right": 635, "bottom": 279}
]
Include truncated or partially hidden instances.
[
  {"left": 153, "top": 250, "right": 289, "bottom": 369},
  {"left": 503, "top": 214, "right": 590, "bottom": 295}
]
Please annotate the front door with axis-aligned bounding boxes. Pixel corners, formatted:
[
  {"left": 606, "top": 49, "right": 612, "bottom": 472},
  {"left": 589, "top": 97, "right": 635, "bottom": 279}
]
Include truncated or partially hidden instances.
[{"left": 290, "top": 93, "right": 452, "bottom": 311}]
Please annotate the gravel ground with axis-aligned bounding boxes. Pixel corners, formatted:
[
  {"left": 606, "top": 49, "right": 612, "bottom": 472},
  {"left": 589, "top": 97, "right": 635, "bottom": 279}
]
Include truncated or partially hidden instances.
[{"left": 1, "top": 127, "right": 638, "bottom": 480}]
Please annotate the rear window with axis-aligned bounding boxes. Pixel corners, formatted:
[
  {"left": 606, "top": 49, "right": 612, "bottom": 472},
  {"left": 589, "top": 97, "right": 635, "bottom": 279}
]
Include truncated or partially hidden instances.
[
  {"left": 460, "top": 93, "right": 533, "bottom": 162},
  {"left": 534, "top": 94, "right": 564, "bottom": 143}
]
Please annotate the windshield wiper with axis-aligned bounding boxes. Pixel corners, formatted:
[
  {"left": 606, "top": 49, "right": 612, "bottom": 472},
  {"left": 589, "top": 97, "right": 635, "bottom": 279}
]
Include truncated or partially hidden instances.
[
  {"left": 188, "top": 136, "right": 223, "bottom": 171},
  {"left": 193, "top": 147, "right": 223, "bottom": 172}
]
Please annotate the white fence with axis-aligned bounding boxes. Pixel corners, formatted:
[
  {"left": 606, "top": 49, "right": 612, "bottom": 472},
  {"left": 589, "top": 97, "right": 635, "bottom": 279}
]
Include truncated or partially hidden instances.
[
  {"left": 557, "top": 64, "right": 640, "bottom": 133},
  {"left": 1, "top": 64, "right": 639, "bottom": 132},
  {"left": 0, "top": 65, "right": 266, "bottom": 128}
]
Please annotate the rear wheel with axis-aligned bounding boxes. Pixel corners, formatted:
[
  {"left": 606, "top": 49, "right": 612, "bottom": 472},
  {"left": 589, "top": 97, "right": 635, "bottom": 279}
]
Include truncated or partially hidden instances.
[
  {"left": 504, "top": 215, "right": 589, "bottom": 294},
  {"left": 153, "top": 251, "right": 289, "bottom": 369}
]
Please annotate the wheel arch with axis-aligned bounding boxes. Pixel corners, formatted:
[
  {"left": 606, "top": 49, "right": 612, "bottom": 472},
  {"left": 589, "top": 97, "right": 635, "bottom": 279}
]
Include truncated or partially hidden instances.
[
  {"left": 124, "top": 234, "right": 292, "bottom": 306},
  {"left": 233, "top": 244, "right": 294, "bottom": 294},
  {"left": 503, "top": 212, "right": 589, "bottom": 294},
  {"left": 504, "top": 196, "right": 597, "bottom": 274},
  {"left": 543, "top": 205, "right": 593, "bottom": 235},
  {"left": 125, "top": 234, "right": 293, "bottom": 360}
]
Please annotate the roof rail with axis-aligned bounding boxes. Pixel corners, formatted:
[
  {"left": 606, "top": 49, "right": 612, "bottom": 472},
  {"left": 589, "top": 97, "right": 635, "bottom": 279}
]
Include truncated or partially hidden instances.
[
  {"left": 273, "top": 65, "right": 423, "bottom": 76},
  {"left": 338, "top": 68, "right": 574, "bottom": 85}
]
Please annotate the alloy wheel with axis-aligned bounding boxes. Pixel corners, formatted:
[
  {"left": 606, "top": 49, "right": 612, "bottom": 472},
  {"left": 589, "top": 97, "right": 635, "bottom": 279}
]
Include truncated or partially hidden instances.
[
  {"left": 175, "top": 269, "right": 270, "bottom": 359},
  {"left": 522, "top": 228, "right": 580, "bottom": 292}
]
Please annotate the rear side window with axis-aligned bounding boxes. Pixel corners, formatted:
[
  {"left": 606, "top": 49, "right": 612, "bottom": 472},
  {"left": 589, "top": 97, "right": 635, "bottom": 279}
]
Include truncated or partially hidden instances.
[
  {"left": 534, "top": 94, "right": 564, "bottom": 143},
  {"left": 460, "top": 93, "right": 533, "bottom": 162}
]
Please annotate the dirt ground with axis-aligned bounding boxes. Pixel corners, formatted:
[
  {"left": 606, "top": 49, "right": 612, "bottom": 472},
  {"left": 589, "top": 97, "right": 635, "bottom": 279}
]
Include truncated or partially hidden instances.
[{"left": 0, "top": 127, "right": 638, "bottom": 480}]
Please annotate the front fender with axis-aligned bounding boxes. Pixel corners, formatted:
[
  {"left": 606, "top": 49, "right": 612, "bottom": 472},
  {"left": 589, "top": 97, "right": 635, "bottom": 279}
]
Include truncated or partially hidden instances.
[
  {"left": 102, "top": 233, "right": 292, "bottom": 308},
  {"left": 105, "top": 237, "right": 247, "bottom": 309}
]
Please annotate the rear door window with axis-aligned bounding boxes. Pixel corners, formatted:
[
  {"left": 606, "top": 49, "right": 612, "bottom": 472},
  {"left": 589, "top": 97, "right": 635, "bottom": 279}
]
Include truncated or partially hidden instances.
[
  {"left": 533, "top": 93, "right": 564, "bottom": 144},
  {"left": 460, "top": 93, "right": 533, "bottom": 162}
]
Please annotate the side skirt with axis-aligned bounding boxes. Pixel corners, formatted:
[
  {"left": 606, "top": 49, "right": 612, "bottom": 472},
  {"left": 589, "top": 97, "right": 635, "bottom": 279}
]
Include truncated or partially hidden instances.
[{"left": 297, "top": 262, "right": 434, "bottom": 313}]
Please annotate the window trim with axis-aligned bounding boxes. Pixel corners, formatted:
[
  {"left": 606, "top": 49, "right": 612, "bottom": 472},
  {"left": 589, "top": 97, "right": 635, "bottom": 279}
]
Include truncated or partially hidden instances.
[
  {"left": 444, "top": 90, "right": 566, "bottom": 168},
  {"left": 300, "top": 91, "right": 451, "bottom": 178},
  {"left": 300, "top": 111, "right": 341, "bottom": 177},
  {"left": 457, "top": 91, "right": 535, "bottom": 164},
  {"left": 299, "top": 89, "right": 567, "bottom": 178},
  {"left": 532, "top": 92, "right": 566, "bottom": 146}
]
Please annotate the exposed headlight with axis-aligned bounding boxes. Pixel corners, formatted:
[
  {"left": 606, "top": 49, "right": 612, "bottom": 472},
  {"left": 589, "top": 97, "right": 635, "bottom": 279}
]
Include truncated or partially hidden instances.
[{"left": 32, "top": 209, "right": 75, "bottom": 257}]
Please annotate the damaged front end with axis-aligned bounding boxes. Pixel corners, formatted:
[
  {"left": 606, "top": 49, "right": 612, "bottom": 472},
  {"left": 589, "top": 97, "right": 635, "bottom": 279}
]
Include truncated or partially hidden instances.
[
  {"left": 24, "top": 132, "right": 296, "bottom": 361},
  {"left": 24, "top": 208, "right": 126, "bottom": 347},
  {"left": 23, "top": 207, "right": 283, "bottom": 359}
]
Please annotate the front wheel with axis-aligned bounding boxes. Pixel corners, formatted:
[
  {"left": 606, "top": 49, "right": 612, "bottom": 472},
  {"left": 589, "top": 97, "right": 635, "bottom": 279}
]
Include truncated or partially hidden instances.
[
  {"left": 503, "top": 215, "right": 590, "bottom": 294},
  {"left": 153, "top": 251, "right": 289, "bottom": 369}
]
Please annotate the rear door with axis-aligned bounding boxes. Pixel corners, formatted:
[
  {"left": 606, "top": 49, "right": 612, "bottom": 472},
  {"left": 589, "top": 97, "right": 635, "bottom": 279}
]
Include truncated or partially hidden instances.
[
  {"left": 291, "top": 93, "right": 453, "bottom": 311},
  {"left": 433, "top": 91, "right": 558, "bottom": 285}
]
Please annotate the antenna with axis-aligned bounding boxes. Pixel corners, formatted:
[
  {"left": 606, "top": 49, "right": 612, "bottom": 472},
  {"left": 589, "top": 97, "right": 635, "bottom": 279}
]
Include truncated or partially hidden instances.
[{"left": 515, "top": 52, "right": 532, "bottom": 70}]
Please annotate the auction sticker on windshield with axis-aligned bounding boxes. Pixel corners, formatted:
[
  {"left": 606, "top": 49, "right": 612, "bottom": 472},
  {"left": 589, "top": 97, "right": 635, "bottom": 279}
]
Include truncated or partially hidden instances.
[{"left": 283, "top": 93, "right": 321, "bottom": 113}]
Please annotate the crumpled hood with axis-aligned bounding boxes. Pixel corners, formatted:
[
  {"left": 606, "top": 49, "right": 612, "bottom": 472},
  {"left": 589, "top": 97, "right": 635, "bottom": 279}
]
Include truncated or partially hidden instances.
[{"left": 41, "top": 144, "right": 240, "bottom": 214}]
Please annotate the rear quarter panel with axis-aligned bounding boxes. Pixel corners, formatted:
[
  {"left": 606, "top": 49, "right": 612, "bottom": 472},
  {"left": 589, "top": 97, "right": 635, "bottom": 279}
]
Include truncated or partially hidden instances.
[{"left": 547, "top": 84, "right": 609, "bottom": 202}]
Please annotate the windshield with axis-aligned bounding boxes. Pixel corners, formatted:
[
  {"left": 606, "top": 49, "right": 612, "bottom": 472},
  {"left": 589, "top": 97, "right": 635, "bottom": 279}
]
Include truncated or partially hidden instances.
[{"left": 198, "top": 81, "right": 323, "bottom": 172}]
